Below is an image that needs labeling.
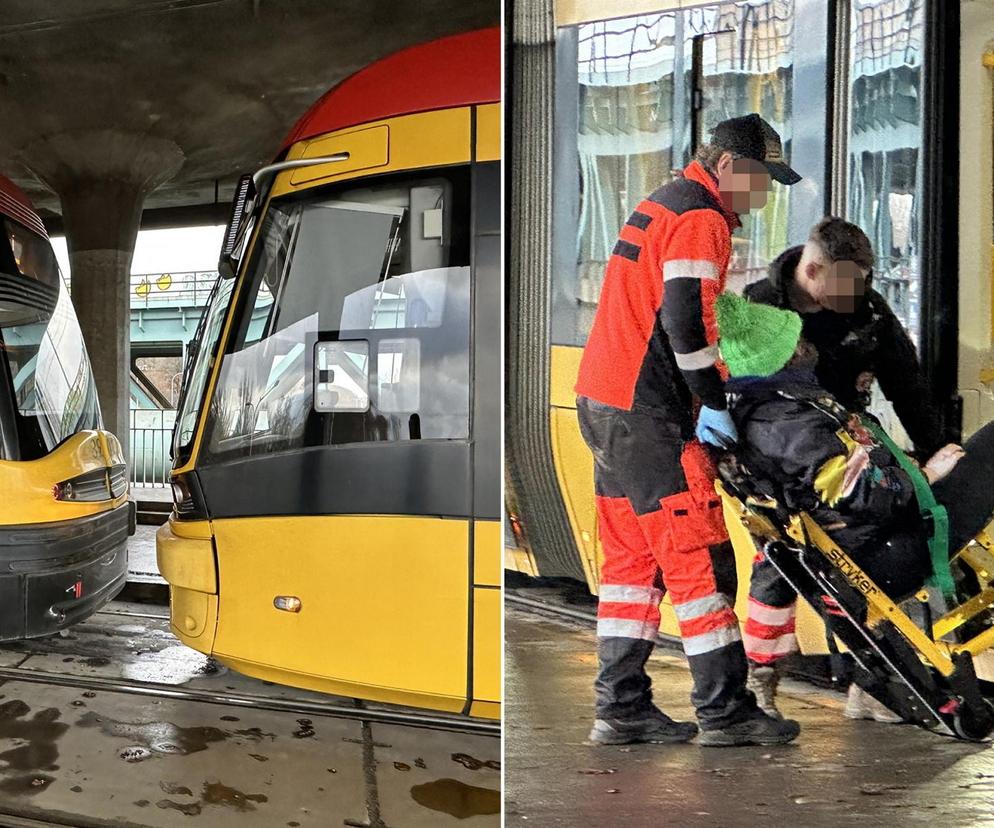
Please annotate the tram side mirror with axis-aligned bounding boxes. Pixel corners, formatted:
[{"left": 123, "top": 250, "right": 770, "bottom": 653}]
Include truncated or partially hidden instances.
[{"left": 313, "top": 340, "right": 370, "bottom": 413}]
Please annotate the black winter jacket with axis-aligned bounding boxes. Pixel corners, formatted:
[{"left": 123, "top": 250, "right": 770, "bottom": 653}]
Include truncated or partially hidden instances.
[
  {"left": 727, "top": 370, "right": 931, "bottom": 597},
  {"left": 744, "top": 246, "right": 944, "bottom": 456}
]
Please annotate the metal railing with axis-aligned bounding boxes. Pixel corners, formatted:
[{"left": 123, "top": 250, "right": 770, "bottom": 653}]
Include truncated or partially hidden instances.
[
  {"left": 129, "top": 409, "right": 175, "bottom": 488},
  {"left": 130, "top": 270, "right": 219, "bottom": 308}
]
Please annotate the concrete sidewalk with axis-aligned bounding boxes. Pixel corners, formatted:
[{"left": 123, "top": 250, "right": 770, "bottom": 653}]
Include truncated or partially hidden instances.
[{"left": 505, "top": 605, "right": 994, "bottom": 828}]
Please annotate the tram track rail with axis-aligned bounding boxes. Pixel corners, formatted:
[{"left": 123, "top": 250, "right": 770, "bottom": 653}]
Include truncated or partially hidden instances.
[
  {"left": 0, "top": 664, "right": 499, "bottom": 738},
  {"left": 505, "top": 590, "right": 683, "bottom": 649},
  {"left": 0, "top": 811, "right": 112, "bottom": 828}
]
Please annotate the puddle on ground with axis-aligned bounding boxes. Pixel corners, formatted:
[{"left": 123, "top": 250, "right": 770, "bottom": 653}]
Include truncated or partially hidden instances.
[
  {"left": 119, "top": 746, "right": 153, "bottom": 763},
  {"left": 235, "top": 727, "right": 277, "bottom": 742},
  {"left": 0, "top": 700, "right": 69, "bottom": 782},
  {"left": 452, "top": 753, "right": 500, "bottom": 771},
  {"left": 293, "top": 718, "right": 315, "bottom": 739},
  {"left": 78, "top": 711, "right": 227, "bottom": 757},
  {"left": 202, "top": 780, "right": 268, "bottom": 811},
  {"left": 121, "top": 645, "right": 224, "bottom": 685},
  {"left": 410, "top": 778, "right": 500, "bottom": 819},
  {"left": 155, "top": 780, "right": 268, "bottom": 816},
  {"left": 0, "top": 774, "right": 55, "bottom": 796},
  {"left": 157, "top": 799, "right": 202, "bottom": 816}
]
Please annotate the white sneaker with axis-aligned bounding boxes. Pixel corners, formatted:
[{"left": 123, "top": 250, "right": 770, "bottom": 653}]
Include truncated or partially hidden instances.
[{"left": 844, "top": 684, "right": 903, "bottom": 723}]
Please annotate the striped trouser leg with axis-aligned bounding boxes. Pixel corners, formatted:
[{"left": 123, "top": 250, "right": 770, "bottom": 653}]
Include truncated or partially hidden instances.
[
  {"left": 744, "top": 545, "right": 798, "bottom": 666},
  {"left": 593, "top": 494, "right": 665, "bottom": 719},
  {"left": 640, "top": 509, "right": 752, "bottom": 727}
]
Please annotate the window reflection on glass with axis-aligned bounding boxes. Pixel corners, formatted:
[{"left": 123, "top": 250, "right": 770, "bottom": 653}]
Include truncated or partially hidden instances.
[
  {"left": 314, "top": 339, "right": 370, "bottom": 413},
  {"left": 559, "top": 0, "right": 796, "bottom": 346},
  {"left": 846, "top": 0, "right": 924, "bottom": 345},
  {"left": 3, "top": 218, "right": 60, "bottom": 288},
  {"left": 574, "top": 13, "right": 677, "bottom": 340},
  {"left": 377, "top": 338, "right": 421, "bottom": 413},
  {"left": 202, "top": 169, "right": 471, "bottom": 464},
  {"left": 0, "top": 242, "right": 100, "bottom": 459},
  {"left": 689, "top": 2, "right": 793, "bottom": 293}
]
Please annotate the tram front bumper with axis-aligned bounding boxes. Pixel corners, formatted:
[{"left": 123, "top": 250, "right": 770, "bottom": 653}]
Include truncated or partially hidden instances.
[
  {"left": 0, "top": 503, "right": 130, "bottom": 639},
  {"left": 156, "top": 519, "right": 218, "bottom": 653}
]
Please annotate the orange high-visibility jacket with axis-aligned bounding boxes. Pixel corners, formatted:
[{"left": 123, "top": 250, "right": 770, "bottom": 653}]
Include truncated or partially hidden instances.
[{"left": 575, "top": 161, "right": 738, "bottom": 430}]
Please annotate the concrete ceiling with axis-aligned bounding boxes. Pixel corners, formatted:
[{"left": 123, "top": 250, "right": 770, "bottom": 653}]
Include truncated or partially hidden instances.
[{"left": 0, "top": 0, "right": 499, "bottom": 220}]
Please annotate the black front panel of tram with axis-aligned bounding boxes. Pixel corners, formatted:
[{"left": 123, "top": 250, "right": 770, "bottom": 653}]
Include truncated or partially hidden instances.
[{"left": 196, "top": 439, "right": 472, "bottom": 519}]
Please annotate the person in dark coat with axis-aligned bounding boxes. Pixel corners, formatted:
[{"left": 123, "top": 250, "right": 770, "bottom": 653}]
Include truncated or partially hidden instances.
[
  {"left": 744, "top": 217, "right": 943, "bottom": 456},
  {"left": 740, "top": 217, "right": 947, "bottom": 718},
  {"left": 715, "top": 292, "right": 994, "bottom": 721}
]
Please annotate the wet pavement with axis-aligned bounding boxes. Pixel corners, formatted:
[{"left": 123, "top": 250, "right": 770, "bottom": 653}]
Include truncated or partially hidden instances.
[
  {"left": 505, "top": 604, "right": 994, "bottom": 828},
  {"left": 0, "top": 605, "right": 500, "bottom": 826},
  {"left": 127, "top": 524, "right": 164, "bottom": 585}
]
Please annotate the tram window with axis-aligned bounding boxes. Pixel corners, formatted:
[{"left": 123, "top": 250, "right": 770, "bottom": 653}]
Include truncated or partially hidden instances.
[
  {"left": 846, "top": 0, "right": 925, "bottom": 344},
  {"left": 377, "top": 338, "right": 420, "bottom": 413},
  {"left": 553, "top": 2, "right": 798, "bottom": 346},
  {"left": 201, "top": 167, "right": 471, "bottom": 463},
  {"left": 0, "top": 271, "right": 101, "bottom": 459},
  {"left": 3, "top": 219, "right": 60, "bottom": 289},
  {"left": 314, "top": 340, "right": 370, "bottom": 413},
  {"left": 173, "top": 277, "right": 235, "bottom": 453}
]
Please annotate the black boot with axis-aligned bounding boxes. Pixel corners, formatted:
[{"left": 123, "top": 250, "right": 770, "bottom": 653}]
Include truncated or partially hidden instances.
[
  {"left": 588, "top": 708, "right": 699, "bottom": 745},
  {"left": 697, "top": 709, "right": 800, "bottom": 747}
]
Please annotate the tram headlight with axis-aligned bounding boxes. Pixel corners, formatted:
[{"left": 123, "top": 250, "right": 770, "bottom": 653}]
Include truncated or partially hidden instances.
[{"left": 169, "top": 472, "right": 208, "bottom": 520}]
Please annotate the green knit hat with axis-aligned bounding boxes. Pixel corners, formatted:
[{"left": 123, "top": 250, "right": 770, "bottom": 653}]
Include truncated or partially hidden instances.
[{"left": 715, "top": 292, "right": 803, "bottom": 377}]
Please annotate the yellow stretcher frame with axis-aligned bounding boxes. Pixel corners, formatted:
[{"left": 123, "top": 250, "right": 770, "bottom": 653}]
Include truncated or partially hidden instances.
[{"left": 717, "top": 481, "right": 994, "bottom": 680}]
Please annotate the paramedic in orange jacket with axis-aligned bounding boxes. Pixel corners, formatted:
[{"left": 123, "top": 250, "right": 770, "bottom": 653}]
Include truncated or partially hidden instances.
[{"left": 576, "top": 114, "right": 803, "bottom": 747}]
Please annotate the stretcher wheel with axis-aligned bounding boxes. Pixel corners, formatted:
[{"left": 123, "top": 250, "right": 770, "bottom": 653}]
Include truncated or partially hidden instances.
[{"left": 953, "top": 699, "right": 994, "bottom": 741}]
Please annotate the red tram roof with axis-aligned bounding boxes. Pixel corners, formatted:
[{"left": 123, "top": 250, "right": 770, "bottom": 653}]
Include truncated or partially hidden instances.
[
  {"left": 279, "top": 27, "right": 500, "bottom": 154},
  {"left": 0, "top": 176, "right": 47, "bottom": 239}
]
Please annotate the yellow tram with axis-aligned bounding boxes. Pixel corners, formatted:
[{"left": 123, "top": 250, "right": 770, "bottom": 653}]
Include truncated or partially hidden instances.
[
  {"left": 158, "top": 28, "right": 501, "bottom": 717},
  {"left": 0, "top": 175, "right": 132, "bottom": 638}
]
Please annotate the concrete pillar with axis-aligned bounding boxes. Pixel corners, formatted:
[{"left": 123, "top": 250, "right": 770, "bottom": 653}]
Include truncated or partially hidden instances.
[{"left": 18, "top": 131, "right": 183, "bottom": 452}]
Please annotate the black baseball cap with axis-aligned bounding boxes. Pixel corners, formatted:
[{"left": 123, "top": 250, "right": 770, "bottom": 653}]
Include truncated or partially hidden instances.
[{"left": 710, "top": 113, "right": 802, "bottom": 185}]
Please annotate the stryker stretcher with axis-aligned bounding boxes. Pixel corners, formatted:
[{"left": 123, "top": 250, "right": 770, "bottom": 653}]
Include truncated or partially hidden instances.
[{"left": 717, "top": 456, "right": 994, "bottom": 741}]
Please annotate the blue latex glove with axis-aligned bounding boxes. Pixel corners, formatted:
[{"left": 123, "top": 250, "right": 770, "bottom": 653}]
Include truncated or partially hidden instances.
[{"left": 695, "top": 406, "right": 738, "bottom": 449}]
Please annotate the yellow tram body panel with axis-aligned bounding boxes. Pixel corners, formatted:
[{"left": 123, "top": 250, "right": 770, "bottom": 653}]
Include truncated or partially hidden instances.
[
  {"left": 472, "top": 520, "right": 501, "bottom": 718},
  {"left": 271, "top": 106, "right": 473, "bottom": 199},
  {"left": 156, "top": 518, "right": 218, "bottom": 651},
  {"left": 209, "top": 515, "right": 471, "bottom": 713},
  {"left": 539, "top": 344, "right": 831, "bottom": 654},
  {"left": 0, "top": 430, "right": 128, "bottom": 525}
]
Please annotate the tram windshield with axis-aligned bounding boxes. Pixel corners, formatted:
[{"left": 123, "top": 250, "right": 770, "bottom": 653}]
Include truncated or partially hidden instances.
[
  {"left": 0, "top": 218, "right": 101, "bottom": 460},
  {"left": 197, "top": 167, "right": 472, "bottom": 465}
]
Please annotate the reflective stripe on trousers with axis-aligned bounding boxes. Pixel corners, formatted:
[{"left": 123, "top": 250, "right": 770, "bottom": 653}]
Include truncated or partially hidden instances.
[{"left": 746, "top": 546, "right": 800, "bottom": 665}]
